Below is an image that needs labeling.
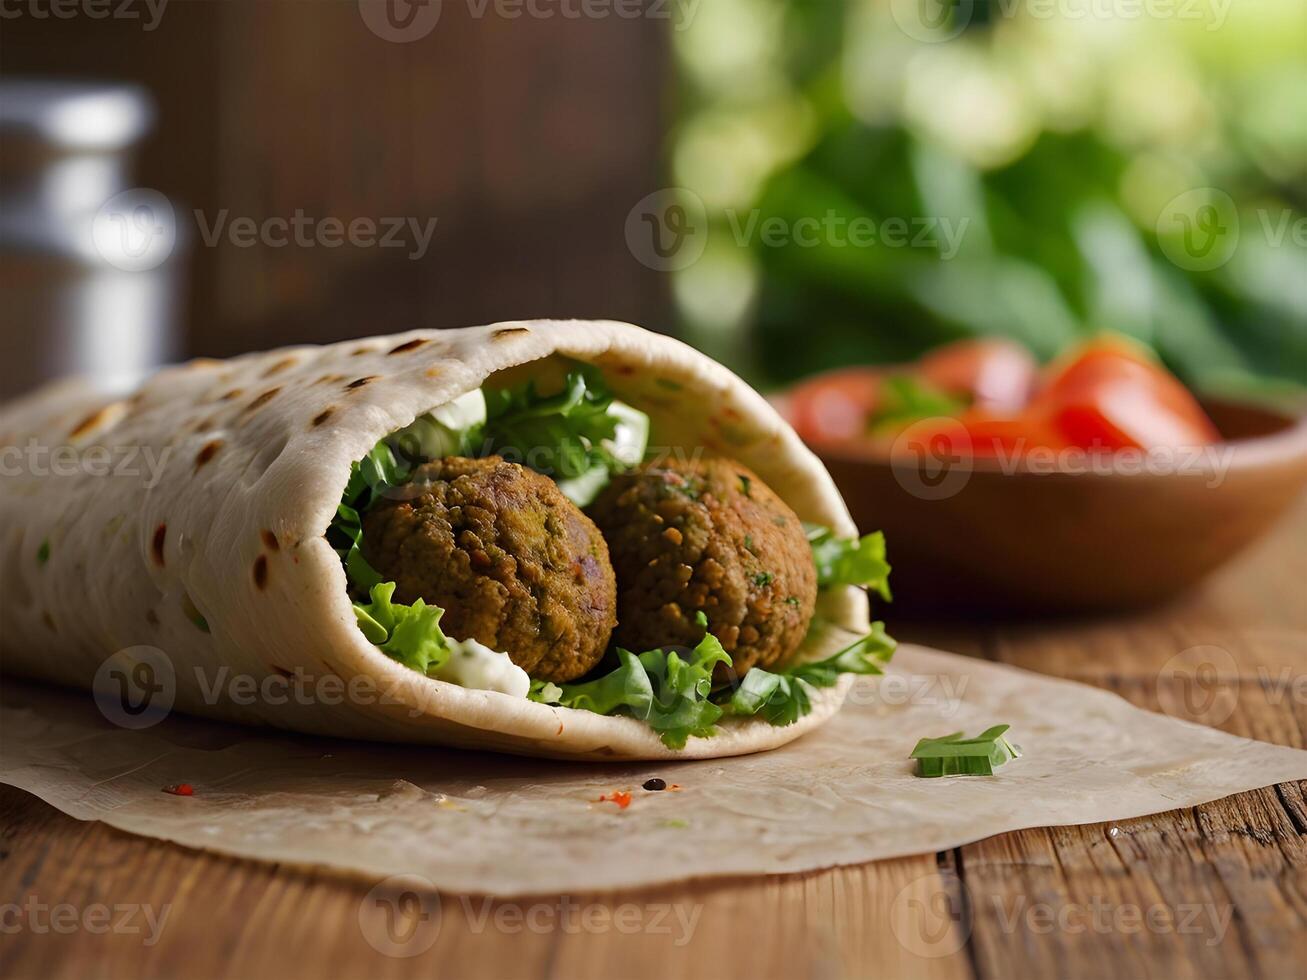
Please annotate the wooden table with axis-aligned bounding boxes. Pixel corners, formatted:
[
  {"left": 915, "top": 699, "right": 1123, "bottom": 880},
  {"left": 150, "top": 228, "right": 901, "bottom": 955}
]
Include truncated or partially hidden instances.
[{"left": 3, "top": 499, "right": 1305, "bottom": 980}]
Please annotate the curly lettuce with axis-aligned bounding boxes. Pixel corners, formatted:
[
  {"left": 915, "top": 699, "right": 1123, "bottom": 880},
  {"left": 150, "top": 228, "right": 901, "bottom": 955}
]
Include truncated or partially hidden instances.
[
  {"left": 724, "top": 623, "right": 897, "bottom": 726},
  {"left": 529, "top": 630, "right": 732, "bottom": 749},
  {"left": 352, "top": 582, "right": 451, "bottom": 674},
  {"left": 806, "top": 524, "right": 892, "bottom": 601},
  {"left": 327, "top": 441, "right": 409, "bottom": 594},
  {"left": 528, "top": 619, "right": 897, "bottom": 747},
  {"left": 481, "top": 367, "right": 648, "bottom": 506}
]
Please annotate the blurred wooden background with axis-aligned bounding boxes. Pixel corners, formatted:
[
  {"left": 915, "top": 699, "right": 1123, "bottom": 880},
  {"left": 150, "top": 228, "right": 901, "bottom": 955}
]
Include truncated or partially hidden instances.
[{"left": 0, "top": 0, "right": 672, "bottom": 359}]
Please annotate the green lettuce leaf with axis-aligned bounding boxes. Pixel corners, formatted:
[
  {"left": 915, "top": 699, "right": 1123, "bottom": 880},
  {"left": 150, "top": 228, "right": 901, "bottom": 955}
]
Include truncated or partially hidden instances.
[
  {"left": 528, "top": 633, "right": 732, "bottom": 749},
  {"left": 327, "top": 441, "right": 414, "bottom": 593},
  {"left": 353, "top": 582, "right": 451, "bottom": 674},
  {"left": 725, "top": 623, "right": 897, "bottom": 726},
  {"left": 806, "top": 525, "right": 892, "bottom": 600},
  {"left": 481, "top": 367, "right": 649, "bottom": 506}
]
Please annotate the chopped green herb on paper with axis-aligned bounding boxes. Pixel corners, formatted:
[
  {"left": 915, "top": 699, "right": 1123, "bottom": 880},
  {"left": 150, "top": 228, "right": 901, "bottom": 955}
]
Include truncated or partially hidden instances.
[
  {"left": 806, "top": 525, "right": 892, "bottom": 600},
  {"left": 37, "top": 539, "right": 50, "bottom": 564},
  {"left": 911, "top": 725, "right": 1021, "bottom": 778}
]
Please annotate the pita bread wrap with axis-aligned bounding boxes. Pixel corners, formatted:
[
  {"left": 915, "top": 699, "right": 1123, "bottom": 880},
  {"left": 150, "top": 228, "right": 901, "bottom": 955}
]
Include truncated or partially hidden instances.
[{"left": 0, "top": 320, "right": 874, "bottom": 760}]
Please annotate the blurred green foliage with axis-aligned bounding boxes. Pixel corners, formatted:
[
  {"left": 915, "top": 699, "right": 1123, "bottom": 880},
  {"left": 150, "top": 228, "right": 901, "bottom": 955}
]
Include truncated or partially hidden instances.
[{"left": 671, "top": 0, "right": 1307, "bottom": 396}]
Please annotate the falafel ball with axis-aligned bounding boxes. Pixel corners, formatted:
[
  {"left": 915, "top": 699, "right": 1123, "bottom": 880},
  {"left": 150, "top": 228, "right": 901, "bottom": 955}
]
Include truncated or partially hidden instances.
[
  {"left": 361, "top": 456, "right": 617, "bottom": 682},
  {"left": 588, "top": 457, "right": 817, "bottom": 675}
]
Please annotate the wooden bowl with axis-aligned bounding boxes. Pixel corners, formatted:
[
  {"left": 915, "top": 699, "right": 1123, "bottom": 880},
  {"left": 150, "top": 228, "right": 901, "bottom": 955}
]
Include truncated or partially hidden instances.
[{"left": 805, "top": 400, "right": 1307, "bottom": 615}]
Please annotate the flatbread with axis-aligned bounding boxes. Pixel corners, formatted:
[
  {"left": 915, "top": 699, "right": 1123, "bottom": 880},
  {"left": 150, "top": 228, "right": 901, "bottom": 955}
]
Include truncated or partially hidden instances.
[{"left": 0, "top": 320, "right": 869, "bottom": 759}]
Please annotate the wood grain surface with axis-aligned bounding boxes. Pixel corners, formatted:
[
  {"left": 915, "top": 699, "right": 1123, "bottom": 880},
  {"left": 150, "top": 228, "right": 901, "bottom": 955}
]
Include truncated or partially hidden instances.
[{"left": 2, "top": 498, "right": 1304, "bottom": 980}]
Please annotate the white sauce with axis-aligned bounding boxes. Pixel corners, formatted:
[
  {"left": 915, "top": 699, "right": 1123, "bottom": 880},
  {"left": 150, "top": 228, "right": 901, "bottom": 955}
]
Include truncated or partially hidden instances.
[{"left": 432, "top": 637, "right": 530, "bottom": 698}]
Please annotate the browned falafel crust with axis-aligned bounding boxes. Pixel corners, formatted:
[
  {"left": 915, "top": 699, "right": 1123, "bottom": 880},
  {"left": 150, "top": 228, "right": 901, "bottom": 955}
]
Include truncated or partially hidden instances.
[
  {"left": 588, "top": 457, "right": 817, "bottom": 676},
  {"left": 361, "top": 456, "right": 617, "bottom": 682}
]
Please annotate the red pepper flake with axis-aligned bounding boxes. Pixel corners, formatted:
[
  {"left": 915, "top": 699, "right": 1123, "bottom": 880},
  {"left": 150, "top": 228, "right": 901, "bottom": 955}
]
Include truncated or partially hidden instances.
[
  {"left": 163, "top": 783, "right": 194, "bottom": 796},
  {"left": 593, "top": 791, "right": 632, "bottom": 809}
]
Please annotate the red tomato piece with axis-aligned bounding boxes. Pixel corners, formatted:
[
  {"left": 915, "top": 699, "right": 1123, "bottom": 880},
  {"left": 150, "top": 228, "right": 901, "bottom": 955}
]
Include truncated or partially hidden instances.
[
  {"left": 893, "top": 410, "right": 1065, "bottom": 461},
  {"left": 1031, "top": 339, "right": 1219, "bottom": 451},
  {"left": 784, "top": 367, "right": 882, "bottom": 444},
  {"left": 917, "top": 338, "right": 1036, "bottom": 413}
]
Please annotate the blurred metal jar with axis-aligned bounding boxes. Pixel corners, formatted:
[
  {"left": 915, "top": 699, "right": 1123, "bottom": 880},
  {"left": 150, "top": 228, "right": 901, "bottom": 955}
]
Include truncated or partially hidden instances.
[{"left": 0, "top": 80, "right": 185, "bottom": 400}]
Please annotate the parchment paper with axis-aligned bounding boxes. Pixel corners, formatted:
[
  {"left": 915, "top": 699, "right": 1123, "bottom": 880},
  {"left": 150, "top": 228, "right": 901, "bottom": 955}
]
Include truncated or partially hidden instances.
[{"left": 3, "top": 645, "right": 1305, "bottom": 896}]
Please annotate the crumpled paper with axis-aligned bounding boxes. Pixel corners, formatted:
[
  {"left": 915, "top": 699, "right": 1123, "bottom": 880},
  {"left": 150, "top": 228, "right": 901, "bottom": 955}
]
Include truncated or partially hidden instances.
[{"left": 3, "top": 645, "right": 1305, "bottom": 896}]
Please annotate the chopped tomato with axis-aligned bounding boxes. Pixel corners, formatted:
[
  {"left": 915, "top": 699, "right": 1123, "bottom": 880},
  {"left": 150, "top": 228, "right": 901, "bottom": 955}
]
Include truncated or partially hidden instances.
[
  {"left": 779, "top": 333, "right": 1218, "bottom": 459},
  {"left": 917, "top": 338, "right": 1036, "bottom": 413},
  {"left": 785, "top": 367, "right": 882, "bottom": 444},
  {"left": 958, "top": 410, "right": 1068, "bottom": 456},
  {"left": 1030, "top": 339, "right": 1219, "bottom": 451},
  {"left": 897, "top": 410, "right": 1066, "bottom": 460}
]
